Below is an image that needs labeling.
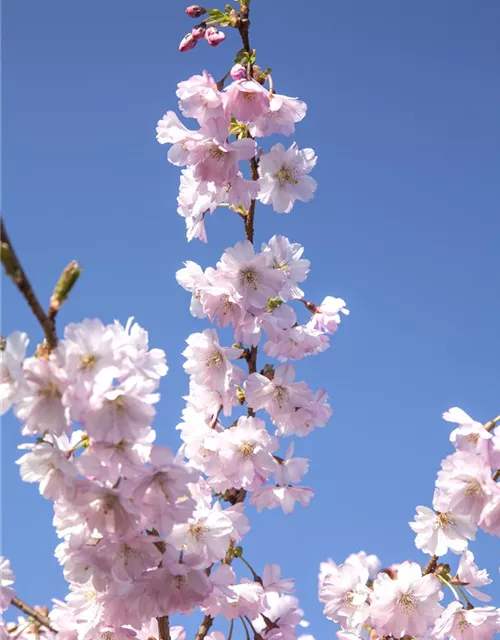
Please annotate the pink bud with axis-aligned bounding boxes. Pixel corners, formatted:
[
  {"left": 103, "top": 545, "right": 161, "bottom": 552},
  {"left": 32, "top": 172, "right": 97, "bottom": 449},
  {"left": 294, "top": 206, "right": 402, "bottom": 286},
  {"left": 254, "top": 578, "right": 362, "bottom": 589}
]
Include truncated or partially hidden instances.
[
  {"left": 185, "top": 5, "right": 206, "bottom": 18},
  {"left": 179, "top": 32, "right": 197, "bottom": 52},
  {"left": 191, "top": 23, "right": 206, "bottom": 41},
  {"left": 204, "top": 26, "right": 226, "bottom": 47},
  {"left": 230, "top": 64, "right": 247, "bottom": 81}
]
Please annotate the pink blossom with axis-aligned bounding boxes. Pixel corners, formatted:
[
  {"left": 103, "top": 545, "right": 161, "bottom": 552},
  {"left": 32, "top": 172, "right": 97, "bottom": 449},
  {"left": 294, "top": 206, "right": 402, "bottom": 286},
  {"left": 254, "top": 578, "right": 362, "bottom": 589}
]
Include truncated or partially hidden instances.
[
  {"left": 17, "top": 440, "right": 78, "bottom": 501},
  {"left": 218, "top": 416, "right": 278, "bottom": 490},
  {"left": 249, "top": 93, "right": 307, "bottom": 138},
  {"left": 182, "top": 328, "right": 245, "bottom": 394},
  {"left": 307, "top": 296, "right": 349, "bottom": 334},
  {"left": 369, "top": 561, "right": 443, "bottom": 638},
  {"left": 176, "top": 71, "right": 226, "bottom": 124},
  {"left": 409, "top": 505, "right": 476, "bottom": 556},
  {"left": 14, "top": 356, "right": 70, "bottom": 436},
  {"left": 261, "top": 235, "right": 310, "bottom": 301},
  {"left": 319, "top": 561, "right": 371, "bottom": 630},
  {"left": 435, "top": 451, "right": 495, "bottom": 523},
  {"left": 252, "top": 592, "right": 305, "bottom": 639},
  {"left": 262, "top": 564, "right": 295, "bottom": 594},
  {"left": 191, "top": 24, "right": 206, "bottom": 41},
  {"left": 0, "top": 557, "right": 15, "bottom": 612},
  {"left": 245, "top": 364, "right": 312, "bottom": 420},
  {"left": 176, "top": 260, "right": 211, "bottom": 318},
  {"left": 273, "top": 443, "right": 309, "bottom": 485},
  {"left": 176, "top": 168, "right": 222, "bottom": 243},
  {"left": 203, "top": 565, "right": 264, "bottom": 619},
  {"left": 250, "top": 485, "right": 313, "bottom": 513},
  {"left": 457, "top": 550, "right": 492, "bottom": 602},
  {"left": 216, "top": 240, "right": 286, "bottom": 309},
  {"left": 478, "top": 487, "right": 500, "bottom": 536},
  {"left": 0, "top": 331, "right": 29, "bottom": 415},
  {"left": 264, "top": 324, "right": 330, "bottom": 362},
  {"left": 444, "top": 407, "right": 492, "bottom": 461},
  {"left": 225, "top": 78, "right": 270, "bottom": 122},
  {"left": 258, "top": 142, "right": 317, "bottom": 213},
  {"left": 433, "top": 601, "right": 500, "bottom": 640}
]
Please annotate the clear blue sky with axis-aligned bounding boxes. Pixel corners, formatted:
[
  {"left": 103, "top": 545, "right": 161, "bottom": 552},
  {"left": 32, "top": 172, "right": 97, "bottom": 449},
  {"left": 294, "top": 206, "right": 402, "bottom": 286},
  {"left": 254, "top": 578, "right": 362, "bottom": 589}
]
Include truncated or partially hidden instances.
[{"left": 2, "top": 1, "right": 500, "bottom": 637}]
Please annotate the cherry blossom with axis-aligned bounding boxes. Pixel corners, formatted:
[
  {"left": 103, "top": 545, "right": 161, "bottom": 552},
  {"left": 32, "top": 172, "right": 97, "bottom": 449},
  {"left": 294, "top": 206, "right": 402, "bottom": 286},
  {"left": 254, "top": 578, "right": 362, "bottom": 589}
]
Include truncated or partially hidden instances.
[{"left": 0, "top": 331, "right": 29, "bottom": 415}]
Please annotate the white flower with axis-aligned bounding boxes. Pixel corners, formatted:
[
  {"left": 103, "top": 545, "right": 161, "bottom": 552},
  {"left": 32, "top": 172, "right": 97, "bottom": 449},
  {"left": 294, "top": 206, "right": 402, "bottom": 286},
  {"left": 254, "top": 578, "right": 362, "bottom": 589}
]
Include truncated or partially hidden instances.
[
  {"left": 258, "top": 142, "right": 317, "bottom": 213},
  {"left": 0, "top": 557, "right": 16, "bottom": 612},
  {"left": 409, "top": 505, "right": 476, "bottom": 556},
  {"left": 457, "top": 550, "right": 492, "bottom": 602},
  {"left": 0, "top": 331, "right": 29, "bottom": 415}
]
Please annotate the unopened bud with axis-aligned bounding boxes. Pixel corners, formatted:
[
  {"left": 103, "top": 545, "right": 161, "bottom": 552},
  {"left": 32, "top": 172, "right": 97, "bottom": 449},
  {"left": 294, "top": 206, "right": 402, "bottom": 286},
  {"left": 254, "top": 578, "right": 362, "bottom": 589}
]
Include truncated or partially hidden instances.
[
  {"left": 233, "top": 545, "right": 243, "bottom": 558},
  {"left": 252, "top": 65, "right": 263, "bottom": 82},
  {"left": 179, "top": 32, "right": 198, "bottom": 52},
  {"left": 204, "top": 26, "right": 226, "bottom": 47},
  {"left": 229, "top": 9, "right": 240, "bottom": 27},
  {"left": 0, "top": 242, "right": 20, "bottom": 280},
  {"left": 185, "top": 5, "right": 206, "bottom": 18},
  {"left": 191, "top": 22, "right": 206, "bottom": 40},
  {"left": 49, "top": 260, "right": 81, "bottom": 316},
  {"left": 261, "top": 363, "right": 275, "bottom": 380},
  {"left": 230, "top": 64, "right": 247, "bottom": 81},
  {"left": 236, "top": 386, "right": 245, "bottom": 405}
]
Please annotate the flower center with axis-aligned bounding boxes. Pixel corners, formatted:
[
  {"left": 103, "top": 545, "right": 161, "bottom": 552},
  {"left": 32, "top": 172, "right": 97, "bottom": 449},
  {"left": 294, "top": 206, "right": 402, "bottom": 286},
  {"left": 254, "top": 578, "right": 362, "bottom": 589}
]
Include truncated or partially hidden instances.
[
  {"left": 38, "top": 382, "right": 60, "bottom": 399},
  {"left": 110, "top": 396, "right": 126, "bottom": 415},
  {"left": 457, "top": 613, "right": 471, "bottom": 632},
  {"left": 210, "top": 145, "right": 225, "bottom": 160},
  {"left": 239, "top": 442, "right": 255, "bottom": 457},
  {"left": 189, "top": 522, "right": 208, "bottom": 540},
  {"left": 206, "top": 350, "right": 224, "bottom": 369},
  {"left": 464, "top": 478, "right": 482, "bottom": 497},
  {"left": 466, "top": 433, "right": 479, "bottom": 445},
  {"left": 239, "top": 267, "right": 260, "bottom": 290},
  {"left": 172, "top": 575, "right": 186, "bottom": 589},
  {"left": 242, "top": 92, "right": 256, "bottom": 102},
  {"left": 276, "top": 166, "right": 298, "bottom": 186},
  {"left": 397, "top": 592, "right": 416, "bottom": 614},
  {"left": 436, "top": 511, "right": 454, "bottom": 528},
  {"left": 80, "top": 354, "right": 97, "bottom": 370},
  {"left": 273, "top": 385, "right": 289, "bottom": 409}
]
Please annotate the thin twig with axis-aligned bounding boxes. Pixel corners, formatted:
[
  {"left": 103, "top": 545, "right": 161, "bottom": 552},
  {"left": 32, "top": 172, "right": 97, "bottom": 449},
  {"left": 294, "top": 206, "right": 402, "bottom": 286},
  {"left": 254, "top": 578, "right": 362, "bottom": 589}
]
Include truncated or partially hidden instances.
[
  {"left": 195, "top": 615, "right": 214, "bottom": 640},
  {"left": 11, "top": 597, "right": 57, "bottom": 633},
  {"left": 1, "top": 218, "right": 57, "bottom": 349},
  {"left": 422, "top": 554, "right": 438, "bottom": 576}
]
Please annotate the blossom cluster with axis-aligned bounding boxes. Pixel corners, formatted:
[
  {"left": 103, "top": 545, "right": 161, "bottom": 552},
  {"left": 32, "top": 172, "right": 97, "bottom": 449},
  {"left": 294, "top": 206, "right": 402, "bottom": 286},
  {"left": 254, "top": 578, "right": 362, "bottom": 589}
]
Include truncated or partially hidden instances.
[
  {"left": 318, "top": 407, "right": 500, "bottom": 639},
  {"left": 0, "top": 3, "right": 349, "bottom": 639}
]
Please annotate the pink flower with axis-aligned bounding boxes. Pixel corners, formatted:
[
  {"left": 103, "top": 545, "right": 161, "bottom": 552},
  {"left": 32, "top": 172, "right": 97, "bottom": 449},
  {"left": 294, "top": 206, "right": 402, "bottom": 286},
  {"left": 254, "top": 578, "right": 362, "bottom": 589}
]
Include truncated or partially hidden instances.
[
  {"left": 225, "top": 78, "right": 270, "bottom": 122},
  {"left": 258, "top": 142, "right": 317, "bottom": 213},
  {"left": 273, "top": 443, "right": 309, "bottom": 485},
  {"left": 319, "top": 561, "right": 371, "bottom": 630},
  {"left": 17, "top": 440, "right": 78, "bottom": 501},
  {"left": 369, "top": 561, "right": 443, "bottom": 638},
  {"left": 261, "top": 235, "right": 310, "bottom": 301},
  {"left": 14, "top": 356, "right": 70, "bottom": 436},
  {"left": 219, "top": 416, "right": 278, "bottom": 490},
  {"left": 409, "top": 505, "right": 476, "bottom": 556},
  {"left": 216, "top": 240, "right": 286, "bottom": 309},
  {"left": 0, "top": 557, "right": 15, "bottom": 612},
  {"left": 176, "top": 168, "right": 221, "bottom": 243},
  {"left": 252, "top": 592, "right": 305, "bottom": 638},
  {"left": 433, "top": 601, "right": 500, "bottom": 640},
  {"left": 444, "top": 407, "right": 492, "bottom": 461},
  {"left": 262, "top": 564, "right": 295, "bottom": 594},
  {"left": 176, "top": 260, "right": 211, "bottom": 318},
  {"left": 0, "top": 331, "right": 29, "bottom": 415},
  {"left": 204, "top": 26, "right": 226, "bottom": 47},
  {"left": 249, "top": 93, "right": 307, "bottom": 138},
  {"left": 245, "top": 364, "right": 312, "bottom": 420},
  {"left": 250, "top": 485, "right": 313, "bottom": 513},
  {"left": 457, "top": 550, "right": 492, "bottom": 603},
  {"left": 156, "top": 111, "right": 203, "bottom": 165},
  {"left": 264, "top": 324, "right": 329, "bottom": 362},
  {"left": 435, "top": 451, "right": 495, "bottom": 523},
  {"left": 191, "top": 24, "right": 206, "bottom": 40},
  {"left": 182, "top": 328, "right": 245, "bottom": 394},
  {"left": 179, "top": 32, "right": 198, "bottom": 52},
  {"left": 176, "top": 71, "right": 226, "bottom": 125},
  {"left": 307, "top": 296, "right": 349, "bottom": 334},
  {"left": 478, "top": 486, "right": 500, "bottom": 536},
  {"left": 203, "top": 565, "right": 264, "bottom": 620}
]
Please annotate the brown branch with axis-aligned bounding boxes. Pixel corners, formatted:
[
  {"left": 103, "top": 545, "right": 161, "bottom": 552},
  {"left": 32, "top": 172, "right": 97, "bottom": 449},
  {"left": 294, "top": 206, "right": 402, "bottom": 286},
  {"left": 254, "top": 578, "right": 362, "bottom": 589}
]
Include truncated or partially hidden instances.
[
  {"left": 195, "top": 615, "right": 214, "bottom": 640},
  {"left": 1, "top": 218, "right": 58, "bottom": 349},
  {"left": 422, "top": 554, "right": 438, "bottom": 576},
  {"left": 157, "top": 616, "right": 171, "bottom": 640},
  {"left": 11, "top": 596, "right": 57, "bottom": 633}
]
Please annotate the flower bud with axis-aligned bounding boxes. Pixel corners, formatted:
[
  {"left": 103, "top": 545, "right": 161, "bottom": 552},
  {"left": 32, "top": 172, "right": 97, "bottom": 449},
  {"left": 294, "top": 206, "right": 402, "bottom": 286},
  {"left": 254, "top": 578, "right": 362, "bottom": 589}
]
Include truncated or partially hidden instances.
[
  {"left": 229, "top": 9, "right": 241, "bottom": 27},
  {"left": 179, "top": 32, "right": 198, "bottom": 52},
  {"left": 191, "top": 22, "right": 206, "bottom": 40},
  {"left": 204, "top": 26, "right": 226, "bottom": 47},
  {"left": 185, "top": 5, "right": 206, "bottom": 18},
  {"left": 230, "top": 64, "right": 247, "bottom": 81}
]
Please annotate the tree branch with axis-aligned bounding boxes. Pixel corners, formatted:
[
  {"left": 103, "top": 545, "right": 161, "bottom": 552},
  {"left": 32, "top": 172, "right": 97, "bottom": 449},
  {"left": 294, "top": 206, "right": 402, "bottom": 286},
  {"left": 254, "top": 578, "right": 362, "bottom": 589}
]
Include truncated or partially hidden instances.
[
  {"left": 195, "top": 615, "right": 214, "bottom": 640},
  {"left": 157, "top": 615, "right": 171, "bottom": 640},
  {"left": 1, "top": 218, "right": 58, "bottom": 349},
  {"left": 11, "top": 596, "right": 57, "bottom": 633}
]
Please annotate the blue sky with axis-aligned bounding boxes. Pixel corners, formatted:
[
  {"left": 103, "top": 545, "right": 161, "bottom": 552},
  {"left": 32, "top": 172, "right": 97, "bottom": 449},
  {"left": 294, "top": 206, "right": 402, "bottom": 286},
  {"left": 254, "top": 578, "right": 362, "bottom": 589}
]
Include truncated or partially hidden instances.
[{"left": 2, "top": 1, "right": 500, "bottom": 637}]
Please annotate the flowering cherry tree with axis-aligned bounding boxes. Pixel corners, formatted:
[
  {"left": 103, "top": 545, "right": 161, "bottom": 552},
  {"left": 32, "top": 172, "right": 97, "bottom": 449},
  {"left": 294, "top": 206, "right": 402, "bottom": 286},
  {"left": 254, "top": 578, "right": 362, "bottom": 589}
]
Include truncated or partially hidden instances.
[{"left": 1, "top": 3, "right": 499, "bottom": 640}]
